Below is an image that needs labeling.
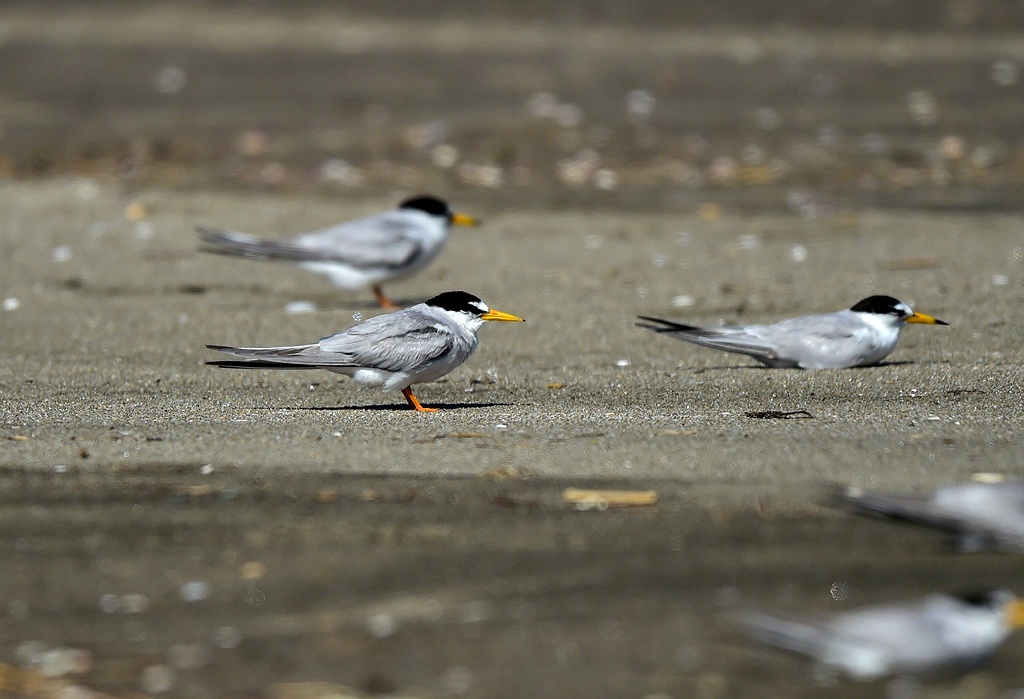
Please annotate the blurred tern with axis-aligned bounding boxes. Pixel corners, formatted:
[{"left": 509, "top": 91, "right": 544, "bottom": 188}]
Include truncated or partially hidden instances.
[
  {"left": 743, "top": 590, "right": 1024, "bottom": 680},
  {"left": 838, "top": 481, "right": 1024, "bottom": 552},
  {"left": 638, "top": 295, "right": 947, "bottom": 369},
  {"left": 206, "top": 291, "right": 523, "bottom": 412},
  {"left": 198, "top": 195, "right": 479, "bottom": 308}
]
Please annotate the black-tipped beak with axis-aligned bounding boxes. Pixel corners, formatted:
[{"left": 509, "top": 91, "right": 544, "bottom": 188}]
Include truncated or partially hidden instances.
[{"left": 907, "top": 311, "right": 948, "bottom": 326}]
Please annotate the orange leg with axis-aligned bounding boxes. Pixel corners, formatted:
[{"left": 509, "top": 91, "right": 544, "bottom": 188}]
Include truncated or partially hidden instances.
[
  {"left": 373, "top": 285, "right": 401, "bottom": 310},
  {"left": 402, "top": 387, "right": 438, "bottom": 412}
]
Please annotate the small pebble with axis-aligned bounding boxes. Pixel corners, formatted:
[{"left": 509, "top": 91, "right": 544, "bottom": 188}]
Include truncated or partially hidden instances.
[
  {"left": 367, "top": 612, "right": 398, "bottom": 638},
  {"left": 440, "top": 666, "right": 473, "bottom": 695},
  {"left": 135, "top": 222, "right": 155, "bottom": 241},
  {"left": 140, "top": 664, "right": 175, "bottom": 694},
  {"left": 52, "top": 246, "right": 72, "bottom": 263},
  {"left": 285, "top": 300, "right": 317, "bottom": 315},
  {"left": 179, "top": 580, "right": 210, "bottom": 602},
  {"left": 592, "top": 168, "right": 618, "bottom": 190},
  {"left": 124, "top": 201, "right": 146, "bottom": 221},
  {"left": 76, "top": 179, "right": 100, "bottom": 200},
  {"left": 121, "top": 593, "right": 150, "bottom": 614},
  {"left": 99, "top": 594, "right": 121, "bottom": 613},
  {"left": 15, "top": 640, "right": 46, "bottom": 666},
  {"left": 214, "top": 625, "right": 243, "bottom": 649},
  {"left": 626, "top": 89, "right": 656, "bottom": 118},
  {"left": 168, "top": 642, "right": 211, "bottom": 670},
  {"left": 155, "top": 65, "right": 187, "bottom": 94},
  {"left": 736, "top": 234, "right": 760, "bottom": 250},
  {"left": 431, "top": 144, "right": 459, "bottom": 168},
  {"left": 241, "top": 561, "right": 267, "bottom": 580}
]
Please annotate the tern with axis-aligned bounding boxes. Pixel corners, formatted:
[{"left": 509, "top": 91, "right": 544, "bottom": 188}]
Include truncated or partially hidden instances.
[
  {"left": 198, "top": 195, "right": 478, "bottom": 308},
  {"left": 638, "top": 295, "right": 947, "bottom": 369},
  {"left": 206, "top": 291, "right": 523, "bottom": 412},
  {"left": 743, "top": 590, "right": 1024, "bottom": 680},
  {"left": 838, "top": 481, "right": 1024, "bottom": 552}
]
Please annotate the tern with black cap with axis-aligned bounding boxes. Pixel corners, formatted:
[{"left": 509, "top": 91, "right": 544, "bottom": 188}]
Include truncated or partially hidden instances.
[
  {"left": 839, "top": 480, "right": 1024, "bottom": 552},
  {"left": 743, "top": 590, "right": 1024, "bottom": 680},
  {"left": 206, "top": 291, "right": 523, "bottom": 412},
  {"left": 198, "top": 195, "right": 479, "bottom": 308},
  {"left": 638, "top": 295, "right": 947, "bottom": 369}
]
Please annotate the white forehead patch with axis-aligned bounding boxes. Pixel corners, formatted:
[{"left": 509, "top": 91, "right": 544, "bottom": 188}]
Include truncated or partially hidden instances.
[{"left": 470, "top": 300, "right": 489, "bottom": 314}]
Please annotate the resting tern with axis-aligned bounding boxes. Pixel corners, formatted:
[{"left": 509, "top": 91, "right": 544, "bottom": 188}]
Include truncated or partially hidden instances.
[
  {"left": 198, "top": 195, "right": 479, "bottom": 308},
  {"left": 743, "top": 590, "right": 1024, "bottom": 680},
  {"left": 638, "top": 295, "right": 947, "bottom": 369},
  {"left": 838, "top": 481, "right": 1024, "bottom": 552},
  {"left": 206, "top": 291, "right": 523, "bottom": 412}
]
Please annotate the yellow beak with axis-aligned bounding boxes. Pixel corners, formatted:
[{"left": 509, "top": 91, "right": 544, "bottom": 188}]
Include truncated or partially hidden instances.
[
  {"left": 481, "top": 308, "right": 525, "bottom": 322},
  {"left": 1007, "top": 598, "right": 1024, "bottom": 628},
  {"left": 906, "top": 311, "right": 948, "bottom": 325},
  {"left": 451, "top": 212, "right": 479, "bottom": 227}
]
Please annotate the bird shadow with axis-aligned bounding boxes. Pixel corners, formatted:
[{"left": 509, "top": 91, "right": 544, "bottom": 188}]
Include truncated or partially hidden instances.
[
  {"left": 691, "top": 359, "right": 917, "bottom": 373},
  {"left": 691, "top": 363, "right": 774, "bottom": 373},
  {"left": 284, "top": 401, "right": 513, "bottom": 412},
  {"left": 854, "top": 360, "right": 917, "bottom": 369}
]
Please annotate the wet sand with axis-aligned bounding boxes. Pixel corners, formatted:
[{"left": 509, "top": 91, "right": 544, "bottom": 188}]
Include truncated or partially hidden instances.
[{"left": 1, "top": 2, "right": 1024, "bottom": 697}]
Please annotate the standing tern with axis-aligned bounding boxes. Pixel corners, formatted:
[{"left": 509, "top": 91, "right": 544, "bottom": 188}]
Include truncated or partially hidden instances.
[
  {"left": 838, "top": 481, "right": 1024, "bottom": 552},
  {"left": 743, "top": 590, "right": 1024, "bottom": 680},
  {"left": 206, "top": 291, "right": 523, "bottom": 412},
  {"left": 198, "top": 195, "right": 479, "bottom": 308},
  {"left": 638, "top": 295, "right": 947, "bottom": 369}
]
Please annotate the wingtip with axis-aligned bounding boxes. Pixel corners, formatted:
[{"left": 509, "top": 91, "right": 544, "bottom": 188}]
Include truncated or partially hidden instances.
[
  {"left": 635, "top": 315, "right": 691, "bottom": 333},
  {"left": 636, "top": 315, "right": 665, "bottom": 328}
]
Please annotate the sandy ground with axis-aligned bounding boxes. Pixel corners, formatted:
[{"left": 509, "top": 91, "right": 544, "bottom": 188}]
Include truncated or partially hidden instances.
[
  {"left": 2, "top": 181, "right": 1024, "bottom": 698},
  {"left": 1, "top": 2, "right": 1024, "bottom": 697},
  {"left": 3, "top": 182, "right": 1023, "bottom": 487}
]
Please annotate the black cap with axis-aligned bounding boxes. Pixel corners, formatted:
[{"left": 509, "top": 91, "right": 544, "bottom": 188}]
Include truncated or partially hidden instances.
[
  {"left": 399, "top": 195, "right": 452, "bottom": 219},
  {"left": 425, "top": 291, "right": 488, "bottom": 315}
]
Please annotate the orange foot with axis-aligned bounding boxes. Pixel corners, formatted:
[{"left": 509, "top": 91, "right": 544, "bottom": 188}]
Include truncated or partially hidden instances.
[
  {"left": 373, "top": 285, "right": 402, "bottom": 310},
  {"left": 402, "top": 387, "right": 438, "bottom": 412}
]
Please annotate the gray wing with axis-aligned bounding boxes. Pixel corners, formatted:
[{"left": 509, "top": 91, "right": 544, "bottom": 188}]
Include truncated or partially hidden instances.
[
  {"left": 317, "top": 309, "right": 455, "bottom": 372},
  {"left": 198, "top": 210, "right": 426, "bottom": 269},
  {"left": 638, "top": 311, "right": 874, "bottom": 366},
  {"left": 757, "top": 312, "right": 880, "bottom": 368},
  {"left": 207, "top": 310, "right": 454, "bottom": 373},
  {"left": 637, "top": 316, "right": 779, "bottom": 361},
  {"left": 290, "top": 211, "right": 427, "bottom": 269}
]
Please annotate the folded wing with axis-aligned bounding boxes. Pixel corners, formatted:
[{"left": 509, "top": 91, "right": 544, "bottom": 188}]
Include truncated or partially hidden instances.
[
  {"left": 637, "top": 316, "right": 779, "bottom": 361},
  {"left": 207, "top": 309, "right": 455, "bottom": 374},
  {"left": 198, "top": 211, "right": 424, "bottom": 270}
]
